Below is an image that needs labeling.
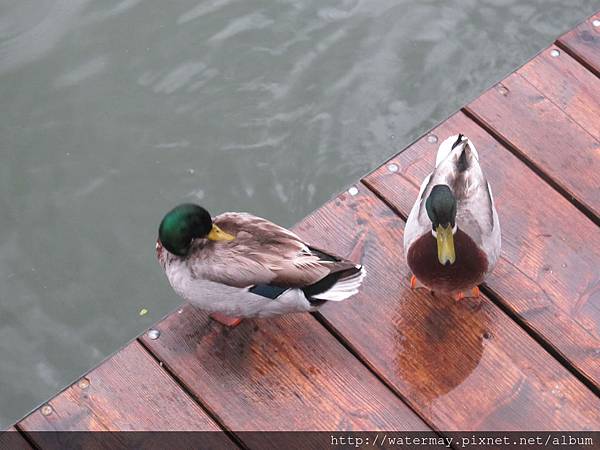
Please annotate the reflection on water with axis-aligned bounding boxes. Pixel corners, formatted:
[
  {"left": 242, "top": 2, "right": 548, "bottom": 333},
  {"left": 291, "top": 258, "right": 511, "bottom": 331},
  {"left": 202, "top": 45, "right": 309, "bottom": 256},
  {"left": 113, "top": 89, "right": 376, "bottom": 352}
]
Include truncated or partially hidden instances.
[{"left": 0, "top": 0, "right": 598, "bottom": 427}]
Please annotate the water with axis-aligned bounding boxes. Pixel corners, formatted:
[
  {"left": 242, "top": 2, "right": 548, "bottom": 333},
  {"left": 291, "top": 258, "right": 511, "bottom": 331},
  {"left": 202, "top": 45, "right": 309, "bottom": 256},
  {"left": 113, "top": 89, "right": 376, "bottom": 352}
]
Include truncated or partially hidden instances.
[{"left": 0, "top": 0, "right": 598, "bottom": 427}]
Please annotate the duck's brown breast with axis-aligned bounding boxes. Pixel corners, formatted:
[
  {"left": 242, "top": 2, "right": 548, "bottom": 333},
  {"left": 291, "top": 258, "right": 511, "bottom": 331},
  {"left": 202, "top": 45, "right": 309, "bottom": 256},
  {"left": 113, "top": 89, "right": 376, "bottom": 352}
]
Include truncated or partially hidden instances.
[{"left": 407, "top": 230, "right": 488, "bottom": 294}]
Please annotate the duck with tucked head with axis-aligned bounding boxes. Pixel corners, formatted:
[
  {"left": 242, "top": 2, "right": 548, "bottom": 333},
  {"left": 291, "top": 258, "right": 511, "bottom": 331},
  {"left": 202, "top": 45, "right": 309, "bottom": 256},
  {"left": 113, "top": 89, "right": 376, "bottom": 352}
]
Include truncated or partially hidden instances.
[
  {"left": 404, "top": 134, "right": 501, "bottom": 300},
  {"left": 156, "top": 204, "right": 366, "bottom": 326}
]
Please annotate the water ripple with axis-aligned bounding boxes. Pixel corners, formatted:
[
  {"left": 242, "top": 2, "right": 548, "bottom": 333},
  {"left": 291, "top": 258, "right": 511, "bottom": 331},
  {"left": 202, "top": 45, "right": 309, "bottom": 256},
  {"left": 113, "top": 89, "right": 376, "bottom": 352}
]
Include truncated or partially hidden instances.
[
  {"left": 209, "top": 12, "right": 274, "bottom": 42},
  {"left": 0, "top": 0, "right": 91, "bottom": 75}
]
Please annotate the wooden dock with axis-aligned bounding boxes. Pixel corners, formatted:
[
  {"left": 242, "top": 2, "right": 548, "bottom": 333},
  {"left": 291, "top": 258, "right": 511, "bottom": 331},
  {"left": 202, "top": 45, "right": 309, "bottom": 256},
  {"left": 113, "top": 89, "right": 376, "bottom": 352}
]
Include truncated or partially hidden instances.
[{"left": 4, "top": 10, "right": 600, "bottom": 446}]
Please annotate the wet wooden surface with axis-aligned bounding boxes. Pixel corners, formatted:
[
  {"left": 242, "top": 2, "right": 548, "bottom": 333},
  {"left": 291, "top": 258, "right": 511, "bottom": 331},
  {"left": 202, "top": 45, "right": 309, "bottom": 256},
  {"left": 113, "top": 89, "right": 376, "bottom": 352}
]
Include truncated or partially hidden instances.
[
  {"left": 558, "top": 12, "right": 600, "bottom": 76},
  {"left": 9, "top": 8, "right": 600, "bottom": 439},
  {"left": 19, "top": 341, "right": 222, "bottom": 432},
  {"left": 17, "top": 342, "right": 237, "bottom": 449},
  {"left": 295, "top": 188, "right": 600, "bottom": 431},
  {"left": 465, "top": 68, "right": 600, "bottom": 219},
  {"left": 140, "top": 305, "right": 429, "bottom": 434},
  {"left": 364, "top": 112, "right": 600, "bottom": 392},
  {"left": 519, "top": 44, "right": 600, "bottom": 141}
]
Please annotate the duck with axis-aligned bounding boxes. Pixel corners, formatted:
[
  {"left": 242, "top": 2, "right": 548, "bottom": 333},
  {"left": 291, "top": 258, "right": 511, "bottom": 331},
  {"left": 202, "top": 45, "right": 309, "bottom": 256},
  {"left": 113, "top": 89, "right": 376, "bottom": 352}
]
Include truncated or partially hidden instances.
[
  {"left": 156, "top": 204, "right": 366, "bottom": 326},
  {"left": 404, "top": 134, "right": 500, "bottom": 301}
]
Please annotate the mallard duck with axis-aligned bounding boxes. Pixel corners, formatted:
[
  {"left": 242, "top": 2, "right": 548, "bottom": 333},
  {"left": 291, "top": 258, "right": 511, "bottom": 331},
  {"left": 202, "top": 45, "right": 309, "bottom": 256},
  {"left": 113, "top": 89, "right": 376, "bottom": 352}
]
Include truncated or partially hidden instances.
[
  {"left": 156, "top": 204, "right": 366, "bottom": 326},
  {"left": 404, "top": 134, "right": 500, "bottom": 300}
]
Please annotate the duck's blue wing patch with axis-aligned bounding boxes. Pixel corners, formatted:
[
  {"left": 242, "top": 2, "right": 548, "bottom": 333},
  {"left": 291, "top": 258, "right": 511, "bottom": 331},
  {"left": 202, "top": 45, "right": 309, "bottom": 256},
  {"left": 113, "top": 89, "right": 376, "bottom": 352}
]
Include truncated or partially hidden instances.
[{"left": 248, "top": 284, "right": 289, "bottom": 299}]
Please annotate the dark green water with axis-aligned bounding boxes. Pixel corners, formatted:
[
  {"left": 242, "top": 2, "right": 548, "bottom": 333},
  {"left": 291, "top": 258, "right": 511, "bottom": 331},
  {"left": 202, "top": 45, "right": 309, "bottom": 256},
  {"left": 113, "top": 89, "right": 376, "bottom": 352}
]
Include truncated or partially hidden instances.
[{"left": 1, "top": 0, "right": 598, "bottom": 427}]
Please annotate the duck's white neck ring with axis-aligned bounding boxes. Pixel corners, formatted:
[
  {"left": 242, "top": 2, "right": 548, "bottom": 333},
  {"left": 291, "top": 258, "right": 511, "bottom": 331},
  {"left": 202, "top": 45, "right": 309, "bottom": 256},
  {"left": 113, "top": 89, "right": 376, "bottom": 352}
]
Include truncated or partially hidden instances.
[{"left": 431, "top": 223, "right": 458, "bottom": 237}]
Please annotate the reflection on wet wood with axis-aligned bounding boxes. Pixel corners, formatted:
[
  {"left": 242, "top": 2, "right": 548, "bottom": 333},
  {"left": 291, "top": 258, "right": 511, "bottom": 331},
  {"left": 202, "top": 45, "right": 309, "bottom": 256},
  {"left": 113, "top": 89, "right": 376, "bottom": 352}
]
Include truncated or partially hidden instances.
[
  {"left": 140, "top": 306, "right": 429, "bottom": 438},
  {"left": 558, "top": 12, "right": 600, "bottom": 76},
  {"left": 18, "top": 342, "right": 232, "bottom": 448},
  {"left": 364, "top": 111, "right": 600, "bottom": 392},
  {"left": 465, "top": 71, "right": 600, "bottom": 219},
  {"left": 295, "top": 187, "right": 600, "bottom": 430}
]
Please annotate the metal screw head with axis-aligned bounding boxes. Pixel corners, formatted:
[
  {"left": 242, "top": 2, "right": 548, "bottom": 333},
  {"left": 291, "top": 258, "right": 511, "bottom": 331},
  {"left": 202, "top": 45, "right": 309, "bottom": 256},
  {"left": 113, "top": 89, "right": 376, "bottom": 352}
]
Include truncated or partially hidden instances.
[
  {"left": 387, "top": 163, "right": 399, "bottom": 173},
  {"left": 592, "top": 19, "right": 600, "bottom": 27},
  {"left": 147, "top": 329, "right": 160, "bottom": 340},
  {"left": 550, "top": 49, "right": 560, "bottom": 57},
  {"left": 78, "top": 378, "right": 90, "bottom": 389},
  {"left": 348, "top": 186, "right": 359, "bottom": 196},
  {"left": 41, "top": 404, "right": 53, "bottom": 416},
  {"left": 426, "top": 134, "right": 438, "bottom": 144}
]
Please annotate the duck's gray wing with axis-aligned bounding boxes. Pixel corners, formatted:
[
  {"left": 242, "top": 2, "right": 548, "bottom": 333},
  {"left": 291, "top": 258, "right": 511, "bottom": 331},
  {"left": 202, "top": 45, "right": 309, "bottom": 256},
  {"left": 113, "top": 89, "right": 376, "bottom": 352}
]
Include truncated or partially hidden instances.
[{"left": 189, "top": 212, "right": 356, "bottom": 290}]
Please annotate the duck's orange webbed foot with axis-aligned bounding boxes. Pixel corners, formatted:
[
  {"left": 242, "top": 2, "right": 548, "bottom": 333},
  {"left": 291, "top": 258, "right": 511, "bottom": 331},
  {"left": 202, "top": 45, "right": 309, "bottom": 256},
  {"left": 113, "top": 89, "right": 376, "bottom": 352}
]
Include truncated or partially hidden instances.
[
  {"left": 453, "top": 286, "right": 481, "bottom": 302},
  {"left": 210, "top": 312, "right": 242, "bottom": 327},
  {"left": 410, "top": 274, "right": 434, "bottom": 294},
  {"left": 410, "top": 274, "right": 418, "bottom": 289}
]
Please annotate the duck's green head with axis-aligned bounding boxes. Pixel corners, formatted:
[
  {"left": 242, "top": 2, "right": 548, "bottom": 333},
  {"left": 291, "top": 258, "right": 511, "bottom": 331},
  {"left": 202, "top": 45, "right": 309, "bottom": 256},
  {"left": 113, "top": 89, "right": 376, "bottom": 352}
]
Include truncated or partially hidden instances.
[
  {"left": 425, "top": 184, "right": 457, "bottom": 265},
  {"left": 158, "top": 204, "right": 234, "bottom": 257}
]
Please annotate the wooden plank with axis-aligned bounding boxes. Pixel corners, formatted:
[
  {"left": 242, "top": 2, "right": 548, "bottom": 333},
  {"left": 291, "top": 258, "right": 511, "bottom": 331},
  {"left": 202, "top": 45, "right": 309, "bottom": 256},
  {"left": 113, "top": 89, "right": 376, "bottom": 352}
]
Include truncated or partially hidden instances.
[
  {"left": 0, "top": 428, "right": 31, "bottom": 450},
  {"left": 519, "top": 45, "right": 600, "bottom": 141},
  {"left": 140, "top": 305, "right": 429, "bottom": 436},
  {"left": 18, "top": 341, "right": 234, "bottom": 448},
  {"left": 292, "top": 180, "right": 600, "bottom": 430},
  {"left": 19, "top": 341, "right": 221, "bottom": 431},
  {"left": 465, "top": 72, "right": 600, "bottom": 219},
  {"left": 558, "top": 11, "right": 600, "bottom": 76},
  {"left": 361, "top": 111, "right": 600, "bottom": 394}
]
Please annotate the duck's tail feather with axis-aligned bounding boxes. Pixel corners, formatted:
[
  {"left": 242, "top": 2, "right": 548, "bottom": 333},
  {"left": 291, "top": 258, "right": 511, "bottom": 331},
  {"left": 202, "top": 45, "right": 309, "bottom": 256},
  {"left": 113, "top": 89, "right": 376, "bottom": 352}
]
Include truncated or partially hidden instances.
[
  {"left": 436, "top": 134, "right": 480, "bottom": 168},
  {"left": 248, "top": 264, "right": 366, "bottom": 304},
  {"left": 307, "top": 265, "right": 366, "bottom": 302}
]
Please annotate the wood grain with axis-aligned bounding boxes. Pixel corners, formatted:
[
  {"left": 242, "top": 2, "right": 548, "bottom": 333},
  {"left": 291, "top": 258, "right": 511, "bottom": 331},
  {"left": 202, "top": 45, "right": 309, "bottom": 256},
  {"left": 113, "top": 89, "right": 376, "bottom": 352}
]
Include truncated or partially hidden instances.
[
  {"left": 293, "top": 182, "right": 600, "bottom": 431},
  {"left": 465, "top": 71, "right": 600, "bottom": 219},
  {"left": 140, "top": 305, "right": 429, "bottom": 438},
  {"left": 18, "top": 341, "right": 234, "bottom": 449},
  {"left": 362, "top": 111, "right": 600, "bottom": 393},
  {"left": 0, "top": 428, "right": 31, "bottom": 450},
  {"left": 558, "top": 11, "right": 600, "bottom": 77},
  {"left": 519, "top": 45, "right": 600, "bottom": 141}
]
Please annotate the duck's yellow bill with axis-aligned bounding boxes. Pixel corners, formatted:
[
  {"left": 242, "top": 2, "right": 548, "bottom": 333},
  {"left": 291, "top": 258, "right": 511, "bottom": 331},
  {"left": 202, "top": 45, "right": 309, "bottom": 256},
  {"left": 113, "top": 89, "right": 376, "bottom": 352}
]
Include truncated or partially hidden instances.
[
  {"left": 436, "top": 224, "right": 456, "bottom": 265},
  {"left": 207, "top": 224, "right": 235, "bottom": 241}
]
